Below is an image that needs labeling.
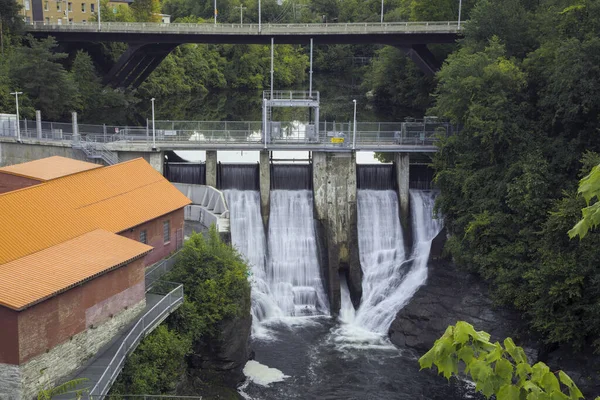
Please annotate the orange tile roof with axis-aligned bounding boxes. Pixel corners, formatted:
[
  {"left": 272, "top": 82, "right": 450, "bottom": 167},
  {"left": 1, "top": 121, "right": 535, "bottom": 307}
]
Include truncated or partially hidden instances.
[
  {"left": 0, "top": 158, "right": 191, "bottom": 265},
  {"left": 0, "top": 156, "right": 102, "bottom": 181},
  {"left": 0, "top": 229, "right": 152, "bottom": 310}
]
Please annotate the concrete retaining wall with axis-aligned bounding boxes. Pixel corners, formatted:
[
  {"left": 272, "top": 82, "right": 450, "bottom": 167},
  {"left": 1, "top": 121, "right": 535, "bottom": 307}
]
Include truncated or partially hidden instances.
[{"left": 0, "top": 141, "right": 101, "bottom": 167}]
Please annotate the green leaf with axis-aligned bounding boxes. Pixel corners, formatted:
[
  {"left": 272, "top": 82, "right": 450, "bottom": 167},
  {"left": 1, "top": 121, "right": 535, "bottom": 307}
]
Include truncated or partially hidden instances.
[
  {"left": 454, "top": 321, "right": 476, "bottom": 345},
  {"left": 516, "top": 362, "right": 533, "bottom": 382},
  {"left": 504, "top": 338, "right": 526, "bottom": 364},
  {"left": 419, "top": 347, "right": 436, "bottom": 370},
  {"left": 540, "top": 372, "right": 560, "bottom": 393},
  {"left": 531, "top": 362, "right": 550, "bottom": 385},
  {"left": 485, "top": 343, "right": 504, "bottom": 363},
  {"left": 495, "top": 358, "right": 514, "bottom": 384},
  {"left": 458, "top": 345, "right": 475, "bottom": 364},
  {"left": 498, "top": 384, "right": 521, "bottom": 400},
  {"left": 558, "top": 371, "right": 575, "bottom": 388}
]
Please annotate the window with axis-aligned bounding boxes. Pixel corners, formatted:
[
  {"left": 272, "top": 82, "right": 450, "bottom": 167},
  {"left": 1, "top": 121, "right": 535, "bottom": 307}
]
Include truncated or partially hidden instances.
[
  {"left": 81, "top": 19, "right": 86, "bottom": 23},
  {"left": 140, "top": 230, "right": 147, "bottom": 245},
  {"left": 163, "top": 221, "right": 170, "bottom": 243},
  {"left": 44, "top": 1, "right": 48, "bottom": 11},
  {"left": 24, "top": 0, "right": 30, "bottom": 11},
  {"left": 44, "top": 17, "right": 49, "bottom": 24},
  {"left": 81, "top": 3, "right": 85, "bottom": 12},
  {"left": 57, "top": 18, "right": 62, "bottom": 24},
  {"left": 56, "top": 2, "right": 61, "bottom": 11},
  {"left": 68, "top": 2, "right": 72, "bottom": 11},
  {"left": 69, "top": 17, "right": 73, "bottom": 23},
  {"left": 90, "top": 3, "right": 94, "bottom": 12},
  {"left": 25, "top": 16, "right": 31, "bottom": 23}
]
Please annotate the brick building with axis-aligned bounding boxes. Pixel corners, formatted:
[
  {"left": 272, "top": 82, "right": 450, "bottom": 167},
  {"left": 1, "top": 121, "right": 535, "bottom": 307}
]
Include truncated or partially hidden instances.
[
  {"left": 20, "top": 0, "right": 133, "bottom": 25},
  {"left": 0, "top": 157, "right": 190, "bottom": 398}
]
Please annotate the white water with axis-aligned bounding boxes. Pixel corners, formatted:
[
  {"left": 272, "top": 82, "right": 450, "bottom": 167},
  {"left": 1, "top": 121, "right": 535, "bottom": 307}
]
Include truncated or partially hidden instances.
[
  {"left": 340, "top": 189, "right": 443, "bottom": 337},
  {"left": 225, "top": 190, "right": 283, "bottom": 338},
  {"left": 268, "top": 190, "right": 330, "bottom": 317}
]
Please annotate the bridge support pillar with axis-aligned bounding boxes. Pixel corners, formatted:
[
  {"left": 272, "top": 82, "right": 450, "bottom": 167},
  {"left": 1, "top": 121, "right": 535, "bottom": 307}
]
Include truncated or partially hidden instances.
[
  {"left": 394, "top": 153, "right": 411, "bottom": 248},
  {"left": 206, "top": 150, "right": 217, "bottom": 188},
  {"left": 312, "top": 152, "right": 360, "bottom": 315},
  {"left": 259, "top": 150, "right": 270, "bottom": 231}
]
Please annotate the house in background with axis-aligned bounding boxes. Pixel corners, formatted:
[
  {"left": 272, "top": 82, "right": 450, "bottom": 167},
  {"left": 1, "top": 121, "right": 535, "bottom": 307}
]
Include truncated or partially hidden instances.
[{"left": 0, "top": 156, "right": 190, "bottom": 398}]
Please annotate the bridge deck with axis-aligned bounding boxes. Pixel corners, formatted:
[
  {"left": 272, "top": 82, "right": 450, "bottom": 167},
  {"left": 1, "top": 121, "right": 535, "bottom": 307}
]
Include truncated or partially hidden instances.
[{"left": 26, "top": 21, "right": 460, "bottom": 45}]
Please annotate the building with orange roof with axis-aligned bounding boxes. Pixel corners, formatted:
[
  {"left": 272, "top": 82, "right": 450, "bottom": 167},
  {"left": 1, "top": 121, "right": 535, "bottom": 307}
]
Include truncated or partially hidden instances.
[
  {"left": 0, "top": 157, "right": 191, "bottom": 399},
  {"left": 0, "top": 155, "right": 102, "bottom": 194}
]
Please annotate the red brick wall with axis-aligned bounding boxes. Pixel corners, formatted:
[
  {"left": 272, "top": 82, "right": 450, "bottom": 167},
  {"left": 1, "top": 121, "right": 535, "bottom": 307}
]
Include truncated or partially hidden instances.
[
  {"left": 119, "top": 208, "right": 185, "bottom": 266},
  {"left": 16, "top": 258, "right": 145, "bottom": 364},
  {"left": 0, "top": 306, "right": 19, "bottom": 364},
  {"left": 0, "top": 173, "right": 41, "bottom": 194}
]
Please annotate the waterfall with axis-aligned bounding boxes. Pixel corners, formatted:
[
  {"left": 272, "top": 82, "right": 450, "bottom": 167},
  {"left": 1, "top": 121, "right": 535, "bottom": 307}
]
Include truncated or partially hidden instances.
[
  {"left": 267, "top": 190, "right": 329, "bottom": 317},
  {"left": 225, "top": 190, "right": 283, "bottom": 338},
  {"left": 348, "top": 189, "right": 442, "bottom": 335}
]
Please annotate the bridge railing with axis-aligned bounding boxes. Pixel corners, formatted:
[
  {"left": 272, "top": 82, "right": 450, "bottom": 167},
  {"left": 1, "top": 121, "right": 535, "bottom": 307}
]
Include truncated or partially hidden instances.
[
  {"left": 25, "top": 21, "right": 461, "bottom": 34},
  {"left": 89, "top": 281, "right": 184, "bottom": 398}
]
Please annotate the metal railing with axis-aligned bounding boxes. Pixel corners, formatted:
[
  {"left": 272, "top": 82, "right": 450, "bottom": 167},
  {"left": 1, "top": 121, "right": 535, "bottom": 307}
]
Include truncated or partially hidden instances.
[
  {"left": 26, "top": 21, "right": 461, "bottom": 35},
  {"left": 145, "top": 252, "right": 180, "bottom": 291},
  {"left": 90, "top": 282, "right": 184, "bottom": 398},
  {"left": 74, "top": 136, "right": 119, "bottom": 165},
  {"left": 0, "top": 118, "right": 451, "bottom": 151},
  {"left": 264, "top": 90, "right": 320, "bottom": 101}
]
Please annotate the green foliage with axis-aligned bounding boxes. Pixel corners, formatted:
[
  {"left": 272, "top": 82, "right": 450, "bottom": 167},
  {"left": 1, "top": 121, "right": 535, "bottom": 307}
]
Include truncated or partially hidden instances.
[
  {"left": 569, "top": 164, "right": 600, "bottom": 239},
  {"left": 419, "top": 322, "right": 586, "bottom": 400},
  {"left": 9, "top": 36, "right": 77, "bottom": 120},
  {"left": 130, "top": 0, "right": 161, "bottom": 22},
  {"left": 167, "top": 227, "right": 251, "bottom": 339},
  {"left": 37, "top": 378, "right": 88, "bottom": 400},
  {"left": 111, "top": 227, "right": 251, "bottom": 395},
  {"left": 111, "top": 325, "right": 191, "bottom": 395}
]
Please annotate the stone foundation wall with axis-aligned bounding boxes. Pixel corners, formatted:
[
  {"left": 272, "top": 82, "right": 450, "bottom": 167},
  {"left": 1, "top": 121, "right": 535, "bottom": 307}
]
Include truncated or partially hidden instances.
[{"left": 0, "top": 299, "right": 145, "bottom": 400}]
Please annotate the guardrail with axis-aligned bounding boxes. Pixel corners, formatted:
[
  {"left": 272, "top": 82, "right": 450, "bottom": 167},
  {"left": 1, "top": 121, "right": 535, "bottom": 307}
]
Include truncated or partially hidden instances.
[
  {"left": 0, "top": 119, "right": 451, "bottom": 150},
  {"left": 25, "top": 21, "right": 461, "bottom": 35},
  {"left": 145, "top": 252, "right": 181, "bottom": 291},
  {"left": 90, "top": 282, "right": 184, "bottom": 398},
  {"left": 90, "top": 396, "right": 201, "bottom": 399}
]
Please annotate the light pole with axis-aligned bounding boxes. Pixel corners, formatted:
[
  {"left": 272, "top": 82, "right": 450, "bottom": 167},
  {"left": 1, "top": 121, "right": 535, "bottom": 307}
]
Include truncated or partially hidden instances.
[
  {"left": 381, "top": 0, "right": 384, "bottom": 23},
  {"left": 151, "top": 98, "right": 156, "bottom": 150},
  {"left": 258, "top": 0, "right": 261, "bottom": 33},
  {"left": 214, "top": 0, "right": 217, "bottom": 24},
  {"left": 235, "top": 5, "right": 246, "bottom": 24},
  {"left": 352, "top": 99, "right": 357, "bottom": 150},
  {"left": 458, "top": 0, "right": 462, "bottom": 29},
  {"left": 10, "top": 91, "right": 22, "bottom": 142}
]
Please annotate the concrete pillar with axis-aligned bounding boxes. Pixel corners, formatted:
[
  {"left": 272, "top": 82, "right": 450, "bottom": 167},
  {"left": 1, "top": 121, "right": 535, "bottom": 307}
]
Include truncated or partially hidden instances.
[
  {"left": 312, "top": 152, "right": 360, "bottom": 315},
  {"left": 394, "top": 152, "right": 410, "bottom": 229},
  {"left": 71, "top": 112, "right": 78, "bottom": 142},
  {"left": 148, "top": 151, "right": 164, "bottom": 175},
  {"left": 206, "top": 150, "right": 217, "bottom": 188},
  {"left": 259, "top": 150, "right": 270, "bottom": 230},
  {"left": 36, "top": 111, "right": 42, "bottom": 139}
]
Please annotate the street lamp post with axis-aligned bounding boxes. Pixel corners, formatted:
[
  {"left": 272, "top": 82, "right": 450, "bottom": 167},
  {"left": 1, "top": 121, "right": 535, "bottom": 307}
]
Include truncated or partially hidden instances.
[
  {"left": 381, "top": 0, "right": 384, "bottom": 24},
  {"left": 214, "top": 0, "right": 217, "bottom": 24},
  {"left": 258, "top": 0, "right": 261, "bottom": 33},
  {"left": 10, "top": 91, "right": 22, "bottom": 142},
  {"left": 352, "top": 99, "right": 357, "bottom": 150},
  {"left": 458, "top": 0, "right": 462, "bottom": 29},
  {"left": 151, "top": 98, "right": 156, "bottom": 150}
]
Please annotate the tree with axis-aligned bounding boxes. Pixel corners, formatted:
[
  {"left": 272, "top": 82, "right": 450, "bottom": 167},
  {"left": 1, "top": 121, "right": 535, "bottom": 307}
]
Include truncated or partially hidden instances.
[
  {"left": 130, "top": 0, "right": 161, "bottom": 22},
  {"left": 37, "top": 378, "right": 88, "bottom": 400},
  {"left": 9, "top": 36, "right": 77, "bottom": 120},
  {"left": 419, "top": 322, "right": 594, "bottom": 400}
]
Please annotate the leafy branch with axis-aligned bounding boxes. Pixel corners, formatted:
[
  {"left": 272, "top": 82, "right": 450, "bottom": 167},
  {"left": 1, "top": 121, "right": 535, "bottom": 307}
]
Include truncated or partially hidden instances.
[
  {"left": 419, "top": 321, "right": 594, "bottom": 400},
  {"left": 569, "top": 164, "right": 600, "bottom": 239},
  {"left": 37, "top": 378, "right": 88, "bottom": 400}
]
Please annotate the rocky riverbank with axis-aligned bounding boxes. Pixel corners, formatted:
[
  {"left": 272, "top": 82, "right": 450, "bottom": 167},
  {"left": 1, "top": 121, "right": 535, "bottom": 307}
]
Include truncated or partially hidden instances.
[{"left": 389, "top": 232, "right": 600, "bottom": 397}]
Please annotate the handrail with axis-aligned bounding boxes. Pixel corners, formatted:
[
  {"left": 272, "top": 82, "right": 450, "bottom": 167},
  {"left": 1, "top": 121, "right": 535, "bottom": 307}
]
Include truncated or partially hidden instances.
[
  {"left": 25, "top": 21, "right": 461, "bottom": 34},
  {"left": 89, "top": 282, "right": 184, "bottom": 398},
  {"left": 145, "top": 251, "right": 181, "bottom": 291}
]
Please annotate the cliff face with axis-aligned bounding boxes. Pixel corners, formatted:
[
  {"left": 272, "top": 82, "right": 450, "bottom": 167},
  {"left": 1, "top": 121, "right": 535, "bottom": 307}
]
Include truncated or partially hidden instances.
[
  {"left": 179, "top": 311, "right": 252, "bottom": 399},
  {"left": 389, "top": 236, "right": 600, "bottom": 397}
]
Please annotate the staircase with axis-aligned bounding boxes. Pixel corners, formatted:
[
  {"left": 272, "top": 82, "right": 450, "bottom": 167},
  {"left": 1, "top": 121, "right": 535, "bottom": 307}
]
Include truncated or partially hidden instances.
[{"left": 73, "top": 137, "right": 119, "bottom": 165}]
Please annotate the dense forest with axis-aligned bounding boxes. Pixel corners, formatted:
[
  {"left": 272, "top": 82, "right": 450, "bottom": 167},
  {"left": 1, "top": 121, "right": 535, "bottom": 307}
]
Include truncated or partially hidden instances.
[{"left": 2, "top": 0, "right": 600, "bottom": 384}]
